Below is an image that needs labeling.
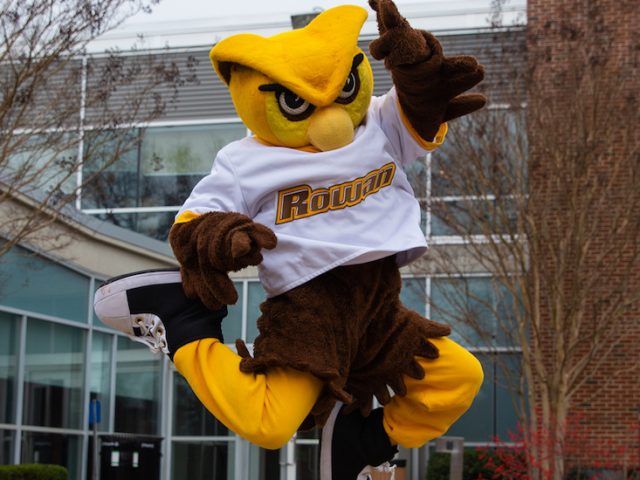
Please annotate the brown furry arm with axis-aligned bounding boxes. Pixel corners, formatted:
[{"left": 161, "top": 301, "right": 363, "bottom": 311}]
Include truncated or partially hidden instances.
[
  {"left": 169, "top": 211, "right": 277, "bottom": 310},
  {"left": 368, "top": 0, "right": 486, "bottom": 141}
]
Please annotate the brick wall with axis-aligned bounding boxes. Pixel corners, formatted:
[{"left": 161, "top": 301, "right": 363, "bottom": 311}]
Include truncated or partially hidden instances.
[{"left": 527, "top": 0, "right": 640, "bottom": 469}]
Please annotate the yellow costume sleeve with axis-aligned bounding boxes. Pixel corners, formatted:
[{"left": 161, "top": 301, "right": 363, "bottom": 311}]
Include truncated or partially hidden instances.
[
  {"left": 174, "top": 210, "right": 201, "bottom": 225},
  {"left": 174, "top": 339, "right": 323, "bottom": 449},
  {"left": 383, "top": 337, "right": 484, "bottom": 448},
  {"left": 397, "top": 99, "right": 448, "bottom": 151}
]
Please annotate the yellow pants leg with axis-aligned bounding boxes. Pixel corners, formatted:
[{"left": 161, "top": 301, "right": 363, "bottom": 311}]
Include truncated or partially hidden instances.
[
  {"left": 383, "top": 337, "right": 484, "bottom": 448},
  {"left": 173, "top": 339, "right": 323, "bottom": 449}
]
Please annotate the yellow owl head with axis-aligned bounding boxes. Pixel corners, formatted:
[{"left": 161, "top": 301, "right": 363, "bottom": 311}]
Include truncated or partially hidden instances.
[{"left": 210, "top": 5, "right": 373, "bottom": 152}]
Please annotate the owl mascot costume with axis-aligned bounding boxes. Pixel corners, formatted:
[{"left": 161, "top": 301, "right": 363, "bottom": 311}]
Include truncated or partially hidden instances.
[{"left": 95, "top": 1, "right": 486, "bottom": 478}]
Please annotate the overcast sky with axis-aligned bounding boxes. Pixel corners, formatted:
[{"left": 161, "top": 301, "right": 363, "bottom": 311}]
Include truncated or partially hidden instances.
[
  {"left": 127, "top": 0, "right": 409, "bottom": 24},
  {"left": 91, "top": 0, "right": 525, "bottom": 51}
]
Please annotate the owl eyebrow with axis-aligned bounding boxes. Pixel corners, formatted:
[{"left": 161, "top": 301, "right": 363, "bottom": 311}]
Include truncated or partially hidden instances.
[
  {"left": 352, "top": 53, "right": 364, "bottom": 69},
  {"left": 258, "top": 83, "right": 284, "bottom": 92}
]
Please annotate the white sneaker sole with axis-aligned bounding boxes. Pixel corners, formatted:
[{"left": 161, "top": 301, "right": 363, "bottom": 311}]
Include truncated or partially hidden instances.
[
  {"left": 320, "top": 401, "right": 342, "bottom": 480},
  {"left": 320, "top": 402, "right": 379, "bottom": 480},
  {"left": 94, "top": 270, "right": 181, "bottom": 335}
]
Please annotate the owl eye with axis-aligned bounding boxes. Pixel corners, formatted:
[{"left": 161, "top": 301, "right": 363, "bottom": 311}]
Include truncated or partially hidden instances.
[
  {"left": 259, "top": 84, "right": 315, "bottom": 121},
  {"left": 278, "top": 90, "right": 314, "bottom": 118},
  {"left": 338, "top": 72, "right": 358, "bottom": 100},
  {"left": 335, "top": 53, "right": 364, "bottom": 105}
]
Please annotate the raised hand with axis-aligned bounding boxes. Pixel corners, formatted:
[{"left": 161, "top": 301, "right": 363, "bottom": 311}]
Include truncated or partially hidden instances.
[
  {"left": 368, "top": 0, "right": 486, "bottom": 138},
  {"left": 368, "top": 0, "right": 432, "bottom": 67}
]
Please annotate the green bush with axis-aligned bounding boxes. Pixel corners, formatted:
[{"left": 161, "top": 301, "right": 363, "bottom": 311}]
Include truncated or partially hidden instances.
[
  {"left": 0, "top": 464, "right": 67, "bottom": 480},
  {"left": 426, "top": 450, "right": 496, "bottom": 480}
]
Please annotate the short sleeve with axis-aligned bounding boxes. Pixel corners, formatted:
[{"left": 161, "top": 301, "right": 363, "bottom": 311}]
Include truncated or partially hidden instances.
[
  {"left": 368, "top": 87, "right": 447, "bottom": 167},
  {"left": 176, "top": 151, "right": 247, "bottom": 220}
]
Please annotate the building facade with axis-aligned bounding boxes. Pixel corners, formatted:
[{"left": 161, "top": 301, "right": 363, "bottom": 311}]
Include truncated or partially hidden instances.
[
  {"left": 0, "top": 4, "right": 543, "bottom": 480},
  {"left": 526, "top": 0, "right": 640, "bottom": 470}
]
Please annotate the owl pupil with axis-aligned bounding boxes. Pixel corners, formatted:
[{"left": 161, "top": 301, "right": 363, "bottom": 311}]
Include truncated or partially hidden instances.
[
  {"left": 284, "top": 92, "right": 304, "bottom": 109},
  {"left": 344, "top": 74, "right": 355, "bottom": 92},
  {"left": 275, "top": 88, "right": 315, "bottom": 120},
  {"left": 336, "top": 70, "right": 359, "bottom": 104}
]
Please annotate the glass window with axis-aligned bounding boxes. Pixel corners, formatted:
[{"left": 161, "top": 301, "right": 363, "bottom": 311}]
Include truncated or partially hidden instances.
[
  {"left": 23, "top": 319, "right": 85, "bottom": 429},
  {"left": 445, "top": 353, "right": 494, "bottom": 442},
  {"left": 222, "top": 282, "right": 243, "bottom": 345},
  {"left": 7, "top": 132, "right": 79, "bottom": 200},
  {"left": 90, "top": 332, "right": 113, "bottom": 432},
  {"left": 402, "top": 156, "right": 427, "bottom": 199},
  {"left": 295, "top": 431, "right": 320, "bottom": 480},
  {"left": 402, "top": 156, "right": 428, "bottom": 234},
  {"left": 420, "top": 207, "right": 428, "bottom": 236},
  {"left": 172, "top": 373, "right": 229, "bottom": 437},
  {"left": 21, "top": 431, "right": 82, "bottom": 480},
  {"left": 446, "top": 353, "right": 520, "bottom": 443},
  {"left": 92, "top": 280, "right": 106, "bottom": 326},
  {"left": 493, "top": 283, "right": 521, "bottom": 348},
  {"left": 431, "top": 110, "right": 525, "bottom": 199},
  {"left": 141, "top": 124, "right": 245, "bottom": 175},
  {"left": 401, "top": 277, "right": 426, "bottom": 315},
  {"left": 431, "top": 277, "right": 516, "bottom": 348},
  {"left": 0, "top": 312, "right": 19, "bottom": 424},
  {"left": 114, "top": 339, "right": 162, "bottom": 435},
  {"left": 140, "top": 123, "right": 246, "bottom": 207},
  {"left": 495, "top": 353, "right": 522, "bottom": 440},
  {"left": 92, "top": 211, "right": 177, "bottom": 242},
  {"left": 431, "top": 152, "right": 462, "bottom": 198},
  {"left": 429, "top": 109, "right": 526, "bottom": 239},
  {"left": 296, "top": 443, "right": 319, "bottom": 480},
  {"left": 0, "top": 245, "right": 90, "bottom": 323},
  {"left": 431, "top": 199, "right": 487, "bottom": 237},
  {"left": 428, "top": 277, "right": 521, "bottom": 442},
  {"left": 247, "top": 444, "right": 280, "bottom": 480},
  {"left": 246, "top": 282, "right": 266, "bottom": 343},
  {"left": 171, "top": 441, "right": 235, "bottom": 480},
  {"left": 430, "top": 198, "right": 518, "bottom": 237},
  {"left": 0, "top": 430, "right": 14, "bottom": 465},
  {"left": 82, "top": 123, "right": 246, "bottom": 212},
  {"left": 81, "top": 129, "right": 141, "bottom": 209}
]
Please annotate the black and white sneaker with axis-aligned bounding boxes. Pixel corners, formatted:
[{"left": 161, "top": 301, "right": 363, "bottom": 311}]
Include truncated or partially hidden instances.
[
  {"left": 320, "top": 403, "right": 398, "bottom": 480},
  {"left": 94, "top": 269, "right": 226, "bottom": 358}
]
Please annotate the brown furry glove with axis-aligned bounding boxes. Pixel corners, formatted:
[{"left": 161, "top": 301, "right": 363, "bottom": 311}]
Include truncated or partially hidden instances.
[
  {"left": 169, "top": 212, "right": 277, "bottom": 310},
  {"left": 368, "top": 0, "right": 487, "bottom": 140}
]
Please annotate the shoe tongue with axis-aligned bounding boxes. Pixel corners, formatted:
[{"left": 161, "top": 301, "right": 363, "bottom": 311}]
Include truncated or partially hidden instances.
[{"left": 361, "top": 409, "right": 397, "bottom": 467}]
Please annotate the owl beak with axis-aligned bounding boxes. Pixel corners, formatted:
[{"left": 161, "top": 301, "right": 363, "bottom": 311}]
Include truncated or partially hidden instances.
[{"left": 306, "top": 105, "right": 354, "bottom": 152}]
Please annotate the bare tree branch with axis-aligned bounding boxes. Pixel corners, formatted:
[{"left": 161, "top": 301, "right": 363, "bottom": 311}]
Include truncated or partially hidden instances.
[
  {"left": 413, "top": 7, "right": 639, "bottom": 477},
  {"left": 0, "top": 0, "right": 196, "bottom": 256}
]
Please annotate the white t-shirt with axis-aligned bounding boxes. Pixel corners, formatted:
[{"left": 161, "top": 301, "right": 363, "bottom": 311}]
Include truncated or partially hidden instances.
[{"left": 178, "top": 89, "right": 433, "bottom": 297}]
